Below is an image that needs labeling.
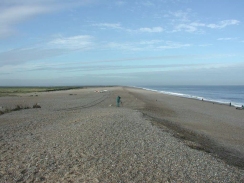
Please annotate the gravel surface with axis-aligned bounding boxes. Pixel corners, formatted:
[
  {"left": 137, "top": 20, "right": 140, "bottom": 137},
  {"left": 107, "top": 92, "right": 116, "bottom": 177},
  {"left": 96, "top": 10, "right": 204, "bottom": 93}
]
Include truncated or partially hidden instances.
[{"left": 0, "top": 87, "right": 243, "bottom": 182}]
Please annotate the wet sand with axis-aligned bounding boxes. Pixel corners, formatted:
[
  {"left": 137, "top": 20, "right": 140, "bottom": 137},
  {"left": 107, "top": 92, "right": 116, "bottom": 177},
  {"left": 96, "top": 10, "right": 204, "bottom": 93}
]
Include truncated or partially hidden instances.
[{"left": 0, "top": 86, "right": 243, "bottom": 182}]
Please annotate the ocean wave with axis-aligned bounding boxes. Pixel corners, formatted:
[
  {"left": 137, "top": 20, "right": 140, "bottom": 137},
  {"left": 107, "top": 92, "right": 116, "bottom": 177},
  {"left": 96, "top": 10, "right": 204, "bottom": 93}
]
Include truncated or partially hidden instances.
[{"left": 136, "top": 86, "right": 243, "bottom": 108}]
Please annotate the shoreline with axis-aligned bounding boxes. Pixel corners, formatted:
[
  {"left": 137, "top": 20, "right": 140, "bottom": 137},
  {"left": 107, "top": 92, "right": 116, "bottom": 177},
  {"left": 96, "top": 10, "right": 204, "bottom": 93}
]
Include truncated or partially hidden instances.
[
  {"left": 135, "top": 86, "right": 244, "bottom": 108},
  {"left": 124, "top": 86, "right": 244, "bottom": 169}
]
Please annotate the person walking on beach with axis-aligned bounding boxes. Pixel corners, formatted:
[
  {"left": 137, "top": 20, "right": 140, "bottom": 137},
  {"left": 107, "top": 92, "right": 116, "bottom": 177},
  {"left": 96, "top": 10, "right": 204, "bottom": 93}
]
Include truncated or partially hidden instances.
[{"left": 116, "top": 96, "right": 121, "bottom": 107}]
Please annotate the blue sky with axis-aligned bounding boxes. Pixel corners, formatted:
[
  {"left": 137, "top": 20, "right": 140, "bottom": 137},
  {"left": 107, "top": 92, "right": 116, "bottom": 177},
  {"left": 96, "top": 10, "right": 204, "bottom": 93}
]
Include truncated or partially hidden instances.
[{"left": 0, "top": 0, "right": 244, "bottom": 86}]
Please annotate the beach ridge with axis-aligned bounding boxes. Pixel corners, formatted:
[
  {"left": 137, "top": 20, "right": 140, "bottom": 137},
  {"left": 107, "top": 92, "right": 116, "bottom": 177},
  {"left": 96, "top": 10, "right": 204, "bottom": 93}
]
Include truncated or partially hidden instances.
[{"left": 0, "top": 86, "right": 243, "bottom": 182}]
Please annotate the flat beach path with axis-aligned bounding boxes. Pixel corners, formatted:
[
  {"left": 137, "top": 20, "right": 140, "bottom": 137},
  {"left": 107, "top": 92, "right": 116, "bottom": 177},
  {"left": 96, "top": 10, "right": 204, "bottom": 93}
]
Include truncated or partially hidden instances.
[{"left": 0, "top": 87, "right": 244, "bottom": 182}]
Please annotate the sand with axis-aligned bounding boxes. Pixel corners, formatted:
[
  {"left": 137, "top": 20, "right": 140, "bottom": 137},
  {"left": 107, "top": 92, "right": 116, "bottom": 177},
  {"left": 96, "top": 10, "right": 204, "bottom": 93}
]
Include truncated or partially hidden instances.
[{"left": 0, "top": 86, "right": 244, "bottom": 182}]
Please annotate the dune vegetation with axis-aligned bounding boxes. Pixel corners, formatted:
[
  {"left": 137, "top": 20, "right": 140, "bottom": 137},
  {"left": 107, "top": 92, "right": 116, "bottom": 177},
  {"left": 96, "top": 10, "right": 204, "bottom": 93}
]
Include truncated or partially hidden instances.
[{"left": 0, "top": 86, "right": 84, "bottom": 97}]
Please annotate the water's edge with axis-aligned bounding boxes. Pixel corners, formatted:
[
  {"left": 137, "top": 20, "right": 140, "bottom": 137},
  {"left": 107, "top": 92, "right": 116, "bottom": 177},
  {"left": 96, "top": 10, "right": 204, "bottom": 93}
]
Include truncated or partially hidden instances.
[{"left": 135, "top": 86, "right": 244, "bottom": 107}]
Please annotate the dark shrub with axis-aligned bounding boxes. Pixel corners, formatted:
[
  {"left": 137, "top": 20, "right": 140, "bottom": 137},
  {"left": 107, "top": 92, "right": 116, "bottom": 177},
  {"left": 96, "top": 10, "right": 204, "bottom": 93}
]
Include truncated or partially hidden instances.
[
  {"left": 33, "top": 103, "right": 41, "bottom": 108},
  {"left": 13, "top": 105, "right": 22, "bottom": 111}
]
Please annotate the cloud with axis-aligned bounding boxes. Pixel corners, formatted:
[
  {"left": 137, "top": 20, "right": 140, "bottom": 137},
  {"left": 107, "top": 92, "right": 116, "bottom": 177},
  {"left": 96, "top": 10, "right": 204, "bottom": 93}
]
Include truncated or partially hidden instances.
[
  {"left": 139, "top": 40, "right": 163, "bottom": 45},
  {"left": 61, "top": 62, "right": 242, "bottom": 76},
  {"left": 121, "top": 64, "right": 244, "bottom": 86},
  {"left": 2, "top": 63, "right": 244, "bottom": 86},
  {"left": 92, "top": 23, "right": 122, "bottom": 30},
  {"left": 0, "top": 48, "right": 67, "bottom": 67},
  {"left": 0, "top": 34, "right": 94, "bottom": 67},
  {"left": 0, "top": 5, "right": 50, "bottom": 38},
  {"left": 0, "top": 0, "right": 97, "bottom": 38},
  {"left": 207, "top": 20, "right": 240, "bottom": 29},
  {"left": 1, "top": 54, "right": 241, "bottom": 85},
  {"left": 199, "top": 44, "right": 212, "bottom": 47},
  {"left": 139, "top": 27, "right": 163, "bottom": 33},
  {"left": 174, "top": 23, "right": 198, "bottom": 32},
  {"left": 138, "top": 40, "right": 191, "bottom": 50},
  {"left": 115, "top": 1, "right": 126, "bottom": 6},
  {"left": 167, "top": 10, "right": 240, "bottom": 33},
  {"left": 105, "top": 40, "right": 191, "bottom": 51},
  {"left": 0, "top": 26, "right": 13, "bottom": 38},
  {"left": 168, "top": 10, "right": 191, "bottom": 22},
  {"left": 173, "top": 19, "right": 240, "bottom": 33},
  {"left": 48, "top": 35, "right": 94, "bottom": 50},
  {"left": 156, "top": 41, "right": 191, "bottom": 49},
  {"left": 217, "top": 37, "right": 238, "bottom": 41},
  {"left": 92, "top": 22, "right": 164, "bottom": 33},
  {"left": 76, "top": 54, "right": 221, "bottom": 65},
  {"left": 1, "top": 37, "right": 190, "bottom": 67},
  {"left": 26, "top": 63, "right": 208, "bottom": 73},
  {"left": 140, "top": 1, "right": 155, "bottom": 7},
  {"left": 1, "top": 59, "right": 224, "bottom": 74},
  {"left": 0, "top": 5, "right": 49, "bottom": 24},
  {"left": 106, "top": 42, "right": 142, "bottom": 51},
  {"left": 0, "top": 54, "right": 201, "bottom": 73}
]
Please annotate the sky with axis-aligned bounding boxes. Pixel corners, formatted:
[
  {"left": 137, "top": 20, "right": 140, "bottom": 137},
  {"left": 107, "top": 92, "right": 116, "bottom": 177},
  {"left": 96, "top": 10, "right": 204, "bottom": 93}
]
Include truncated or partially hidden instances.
[{"left": 0, "top": 0, "right": 244, "bottom": 86}]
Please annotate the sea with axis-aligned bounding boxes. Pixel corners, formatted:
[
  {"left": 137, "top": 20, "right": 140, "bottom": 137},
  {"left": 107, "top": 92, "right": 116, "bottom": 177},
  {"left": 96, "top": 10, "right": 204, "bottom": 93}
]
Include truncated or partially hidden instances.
[{"left": 137, "top": 85, "right": 244, "bottom": 107}]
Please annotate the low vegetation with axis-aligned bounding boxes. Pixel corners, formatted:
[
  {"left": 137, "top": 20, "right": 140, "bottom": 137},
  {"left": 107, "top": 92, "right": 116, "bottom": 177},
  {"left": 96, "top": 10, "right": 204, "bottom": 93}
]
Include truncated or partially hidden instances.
[
  {"left": 0, "top": 104, "right": 40, "bottom": 116},
  {"left": 0, "top": 86, "right": 84, "bottom": 97},
  {"left": 33, "top": 103, "right": 41, "bottom": 108}
]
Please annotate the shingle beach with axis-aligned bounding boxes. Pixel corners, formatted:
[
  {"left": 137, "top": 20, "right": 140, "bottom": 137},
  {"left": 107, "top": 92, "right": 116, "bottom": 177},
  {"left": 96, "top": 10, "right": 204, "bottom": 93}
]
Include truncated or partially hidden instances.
[{"left": 0, "top": 87, "right": 244, "bottom": 182}]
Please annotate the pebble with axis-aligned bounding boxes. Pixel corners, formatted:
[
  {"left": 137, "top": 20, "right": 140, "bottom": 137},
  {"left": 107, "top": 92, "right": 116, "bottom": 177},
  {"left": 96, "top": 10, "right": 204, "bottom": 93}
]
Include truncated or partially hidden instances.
[{"left": 0, "top": 89, "right": 243, "bottom": 182}]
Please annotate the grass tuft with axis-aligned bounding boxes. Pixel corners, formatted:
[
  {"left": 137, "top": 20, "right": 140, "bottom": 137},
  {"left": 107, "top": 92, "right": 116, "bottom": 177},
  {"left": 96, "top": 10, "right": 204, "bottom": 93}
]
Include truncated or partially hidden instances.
[
  {"left": 0, "top": 103, "right": 41, "bottom": 116},
  {"left": 13, "top": 105, "right": 22, "bottom": 111},
  {"left": 33, "top": 103, "right": 41, "bottom": 108}
]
